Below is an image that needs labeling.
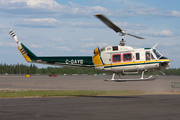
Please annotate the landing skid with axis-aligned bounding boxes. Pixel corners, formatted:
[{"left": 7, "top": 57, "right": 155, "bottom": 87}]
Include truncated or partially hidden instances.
[
  {"left": 105, "top": 71, "right": 158, "bottom": 82},
  {"left": 105, "top": 75, "right": 158, "bottom": 82}
]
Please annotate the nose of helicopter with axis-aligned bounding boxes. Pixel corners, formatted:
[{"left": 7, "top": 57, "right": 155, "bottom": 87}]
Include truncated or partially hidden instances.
[{"left": 159, "top": 56, "right": 171, "bottom": 69}]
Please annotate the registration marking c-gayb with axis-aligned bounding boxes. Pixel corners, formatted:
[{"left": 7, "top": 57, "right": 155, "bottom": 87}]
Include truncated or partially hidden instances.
[{"left": 65, "top": 59, "right": 83, "bottom": 64}]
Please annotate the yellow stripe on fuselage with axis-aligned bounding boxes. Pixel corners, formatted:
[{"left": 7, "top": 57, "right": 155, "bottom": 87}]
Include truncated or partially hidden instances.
[
  {"left": 95, "top": 59, "right": 171, "bottom": 68},
  {"left": 146, "top": 59, "right": 171, "bottom": 63}
]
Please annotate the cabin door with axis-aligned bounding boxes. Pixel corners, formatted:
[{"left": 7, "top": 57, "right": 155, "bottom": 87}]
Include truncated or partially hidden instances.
[
  {"left": 135, "top": 51, "right": 145, "bottom": 71},
  {"left": 110, "top": 53, "right": 121, "bottom": 72}
]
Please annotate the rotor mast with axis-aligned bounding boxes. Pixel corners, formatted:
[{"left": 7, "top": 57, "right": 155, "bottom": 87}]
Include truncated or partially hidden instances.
[
  {"left": 120, "top": 35, "right": 125, "bottom": 46},
  {"left": 119, "top": 31, "right": 126, "bottom": 46}
]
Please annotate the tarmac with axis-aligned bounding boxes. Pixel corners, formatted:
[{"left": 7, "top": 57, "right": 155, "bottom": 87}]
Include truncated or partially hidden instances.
[
  {"left": 0, "top": 75, "right": 180, "bottom": 91},
  {"left": 0, "top": 75, "right": 180, "bottom": 120}
]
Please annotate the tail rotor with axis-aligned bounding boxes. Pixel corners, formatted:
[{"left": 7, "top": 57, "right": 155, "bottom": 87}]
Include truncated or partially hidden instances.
[{"left": 9, "top": 29, "right": 21, "bottom": 47}]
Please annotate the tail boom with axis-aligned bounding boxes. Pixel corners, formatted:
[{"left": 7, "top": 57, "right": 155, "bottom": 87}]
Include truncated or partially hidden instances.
[{"left": 9, "top": 29, "right": 94, "bottom": 68}]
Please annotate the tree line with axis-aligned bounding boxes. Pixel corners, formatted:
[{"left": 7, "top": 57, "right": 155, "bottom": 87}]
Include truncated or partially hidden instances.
[
  {"left": 0, "top": 63, "right": 102, "bottom": 75},
  {"left": 0, "top": 63, "right": 180, "bottom": 75}
]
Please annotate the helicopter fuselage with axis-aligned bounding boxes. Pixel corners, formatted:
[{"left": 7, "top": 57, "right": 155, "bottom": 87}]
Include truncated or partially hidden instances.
[
  {"left": 13, "top": 40, "right": 170, "bottom": 75},
  {"left": 93, "top": 45, "right": 170, "bottom": 73}
]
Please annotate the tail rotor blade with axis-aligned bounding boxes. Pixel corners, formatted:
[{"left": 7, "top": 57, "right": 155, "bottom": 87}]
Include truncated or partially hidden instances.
[
  {"left": 9, "top": 29, "right": 22, "bottom": 47},
  {"left": 9, "top": 29, "right": 19, "bottom": 44}
]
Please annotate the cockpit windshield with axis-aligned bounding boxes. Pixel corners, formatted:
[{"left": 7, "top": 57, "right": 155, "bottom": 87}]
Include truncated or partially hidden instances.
[{"left": 153, "top": 49, "right": 162, "bottom": 59}]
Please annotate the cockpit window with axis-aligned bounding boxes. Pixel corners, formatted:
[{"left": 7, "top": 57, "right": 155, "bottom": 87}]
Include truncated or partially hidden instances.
[
  {"left": 146, "top": 51, "right": 151, "bottom": 60},
  {"left": 153, "top": 49, "right": 162, "bottom": 59}
]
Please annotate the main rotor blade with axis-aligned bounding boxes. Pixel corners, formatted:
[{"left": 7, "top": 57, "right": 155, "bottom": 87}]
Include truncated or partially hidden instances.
[
  {"left": 126, "top": 33, "right": 145, "bottom": 39},
  {"left": 95, "top": 14, "right": 122, "bottom": 33},
  {"left": 95, "top": 14, "right": 145, "bottom": 39}
]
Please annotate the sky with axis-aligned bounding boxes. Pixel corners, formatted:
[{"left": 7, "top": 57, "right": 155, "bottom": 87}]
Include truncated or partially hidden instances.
[{"left": 0, "top": 0, "right": 180, "bottom": 68}]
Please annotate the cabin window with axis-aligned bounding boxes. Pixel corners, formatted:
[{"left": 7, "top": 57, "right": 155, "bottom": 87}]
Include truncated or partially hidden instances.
[
  {"left": 123, "top": 53, "right": 132, "bottom": 62},
  {"left": 112, "top": 54, "right": 121, "bottom": 62},
  {"left": 113, "top": 46, "right": 118, "bottom": 51},
  {"left": 136, "top": 53, "right": 140, "bottom": 60}
]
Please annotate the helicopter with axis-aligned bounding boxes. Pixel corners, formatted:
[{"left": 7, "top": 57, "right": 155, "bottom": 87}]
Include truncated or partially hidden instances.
[{"left": 9, "top": 14, "right": 171, "bottom": 81}]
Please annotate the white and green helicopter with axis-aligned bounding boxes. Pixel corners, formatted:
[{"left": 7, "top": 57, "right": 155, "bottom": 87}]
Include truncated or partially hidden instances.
[{"left": 9, "top": 14, "right": 171, "bottom": 81}]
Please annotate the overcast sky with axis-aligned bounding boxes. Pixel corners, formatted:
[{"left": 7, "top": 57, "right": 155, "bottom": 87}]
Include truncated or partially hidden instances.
[{"left": 0, "top": 0, "right": 180, "bottom": 68}]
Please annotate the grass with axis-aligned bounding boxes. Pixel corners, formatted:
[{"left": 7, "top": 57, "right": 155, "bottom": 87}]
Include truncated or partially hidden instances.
[{"left": 0, "top": 90, "right": 180, "bottom": 98}]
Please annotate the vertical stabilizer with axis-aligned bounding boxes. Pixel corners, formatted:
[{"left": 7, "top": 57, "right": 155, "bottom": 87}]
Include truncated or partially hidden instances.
[{"left": 9, "top": 29, "right": 37, "bottom": 62}]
